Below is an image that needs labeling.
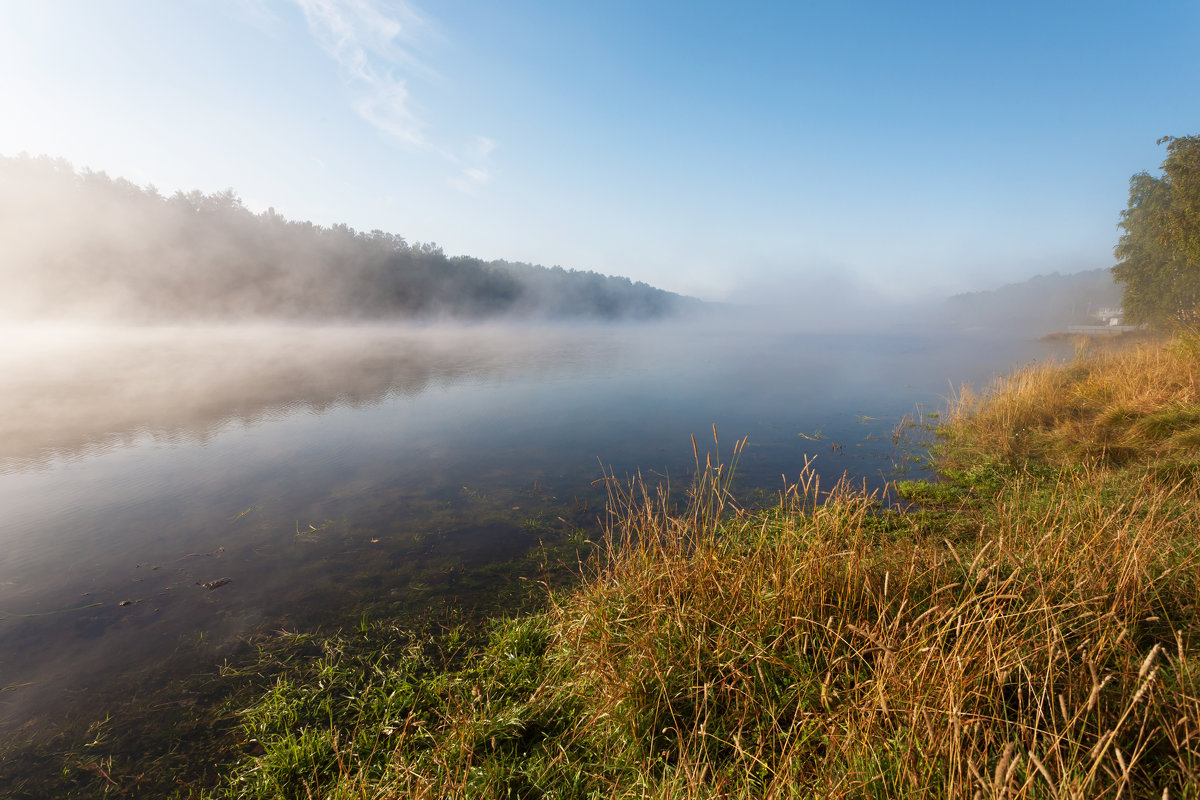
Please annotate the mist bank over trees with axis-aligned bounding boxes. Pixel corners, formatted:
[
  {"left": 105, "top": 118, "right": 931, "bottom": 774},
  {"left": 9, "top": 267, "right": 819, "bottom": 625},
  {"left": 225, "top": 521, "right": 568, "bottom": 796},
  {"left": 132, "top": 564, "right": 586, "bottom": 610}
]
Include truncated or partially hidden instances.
[
  {"left": 712, "top": 268, "right": 1122, "bottom": 337},
  {"left": 0, "top": 155, "right": 699, "bottom": 323},
  {"left": 940, "top": 268, "right": 1123, "bottom": 335},
  {"left": 950, "top": 134, "right": 1200, "bottom": 334}
]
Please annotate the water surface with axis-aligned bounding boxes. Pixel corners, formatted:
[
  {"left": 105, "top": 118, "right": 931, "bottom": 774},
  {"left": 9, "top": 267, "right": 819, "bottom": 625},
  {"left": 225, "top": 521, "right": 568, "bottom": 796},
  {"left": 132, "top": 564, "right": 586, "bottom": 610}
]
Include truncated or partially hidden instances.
[{"left": 0, "top": 319, "right": 1065, "bottom": 743}]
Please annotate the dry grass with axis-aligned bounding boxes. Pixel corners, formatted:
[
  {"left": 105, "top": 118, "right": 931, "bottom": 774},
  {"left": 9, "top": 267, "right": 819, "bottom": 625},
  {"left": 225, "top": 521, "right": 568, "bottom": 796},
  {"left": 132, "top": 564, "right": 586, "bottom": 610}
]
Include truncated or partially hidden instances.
[
  {"left": 943, "top": 332, "right": 1200, "bottom": 470},
  {"left": 214, "top": 336, "right": 1200, "bottom": 800},
  {"left": 530, "top": 440, "right": 1200, "bottom": 797}
]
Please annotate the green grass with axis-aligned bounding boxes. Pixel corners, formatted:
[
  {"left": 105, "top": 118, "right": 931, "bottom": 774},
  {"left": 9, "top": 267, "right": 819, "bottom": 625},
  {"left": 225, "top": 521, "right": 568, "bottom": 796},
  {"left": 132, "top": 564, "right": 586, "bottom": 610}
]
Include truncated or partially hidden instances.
[{"left": 207, "top": 336, "right": 1200, "bottom": 799}]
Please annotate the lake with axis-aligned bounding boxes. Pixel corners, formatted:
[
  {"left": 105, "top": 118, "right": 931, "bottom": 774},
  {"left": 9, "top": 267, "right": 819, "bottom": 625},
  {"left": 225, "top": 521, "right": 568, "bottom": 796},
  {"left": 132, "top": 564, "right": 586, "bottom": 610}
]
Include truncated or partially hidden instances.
[{"left": 0, "top": 317, "right": 1065, "bottom": 776}]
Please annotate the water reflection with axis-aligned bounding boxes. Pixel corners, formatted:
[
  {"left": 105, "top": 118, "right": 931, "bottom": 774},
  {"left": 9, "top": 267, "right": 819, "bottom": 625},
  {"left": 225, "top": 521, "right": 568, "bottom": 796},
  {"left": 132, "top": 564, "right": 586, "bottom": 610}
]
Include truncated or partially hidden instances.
[
  {"left": 0, "top": 323, "right": 634, "bottom": 470},
  {"left": 0, "top": 321, "right": 1067, "bottom": 747}
]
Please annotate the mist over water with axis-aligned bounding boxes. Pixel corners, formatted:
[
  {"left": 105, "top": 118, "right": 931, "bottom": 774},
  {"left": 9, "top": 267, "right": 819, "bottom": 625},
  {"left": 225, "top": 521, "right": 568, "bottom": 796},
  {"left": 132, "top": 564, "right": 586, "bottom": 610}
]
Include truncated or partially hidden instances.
[
  {"left": 0, "top": 154, "right": 1098, "bottom": 789},
  {"left": 0, "top": 323, "right": 632, "bottom": 469},
  {"left": 0, "top": 314, "right": 1070, "bottom": 752}
]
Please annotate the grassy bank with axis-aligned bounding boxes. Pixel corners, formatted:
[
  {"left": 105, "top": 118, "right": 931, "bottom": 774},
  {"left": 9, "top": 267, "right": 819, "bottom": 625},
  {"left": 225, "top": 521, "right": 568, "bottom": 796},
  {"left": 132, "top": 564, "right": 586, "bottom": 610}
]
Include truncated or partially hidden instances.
[{"left": 208, "top": 335, "right": 1200, "bottom": 799}]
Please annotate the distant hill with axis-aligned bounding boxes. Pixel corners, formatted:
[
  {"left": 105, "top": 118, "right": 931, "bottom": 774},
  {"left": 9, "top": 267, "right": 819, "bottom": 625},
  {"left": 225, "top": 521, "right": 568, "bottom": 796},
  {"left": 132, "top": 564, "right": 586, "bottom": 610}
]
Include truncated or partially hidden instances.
[
  {"left": 943, "top": 268, "right": 1123, "bottom": 335},
  {"left": 0, "top": 155, "right": 697, "bottom": 323}
]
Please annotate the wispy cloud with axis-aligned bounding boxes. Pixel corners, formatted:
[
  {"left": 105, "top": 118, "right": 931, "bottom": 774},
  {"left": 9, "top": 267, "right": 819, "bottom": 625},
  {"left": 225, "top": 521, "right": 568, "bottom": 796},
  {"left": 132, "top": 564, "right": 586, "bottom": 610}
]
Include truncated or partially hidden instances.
[
  {"left": 295, "top": 0, "right": 497, "bottom": 193},
  {"left": 450, "top": 165, "right": 490, "bottom": 196},
  {"left": 449, "top": 136, "right": 496, "bottom": 195},
  {"left": 294, "top": 0, "right": 435, "bottom": 149},
  {"left": 472, "top": 136, "right": 496, "bottom": 159}
]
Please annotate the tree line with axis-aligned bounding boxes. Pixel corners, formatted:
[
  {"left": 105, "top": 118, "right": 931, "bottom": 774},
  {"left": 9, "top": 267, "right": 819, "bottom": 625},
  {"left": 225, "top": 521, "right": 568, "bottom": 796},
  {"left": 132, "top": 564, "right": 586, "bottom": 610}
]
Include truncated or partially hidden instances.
[
  {"left": 0, "top": 155, "right": 696, "bottom": 322},
  {"left": 1113, "top": 135, "right": 1200, "bottom": 326}
]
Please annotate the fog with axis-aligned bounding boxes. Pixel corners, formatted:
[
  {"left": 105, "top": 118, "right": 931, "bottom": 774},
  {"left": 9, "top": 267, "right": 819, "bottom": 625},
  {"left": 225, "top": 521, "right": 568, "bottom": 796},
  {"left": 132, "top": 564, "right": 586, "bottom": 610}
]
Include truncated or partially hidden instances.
[
  {"left": 0, "top": 152, "right": 1127, "bottom": 342},
  {"left": 703, "top": 263, "right": 1122, "bottom": 343},
  {"left": 0, "top": 155, "right": 694, "bottom": 324},
  {"left": 0, "top": 322, "right": 655, "bottom": 470},
  {"left": 0, "top": 151, "right": 1128, "bottom": 488},
  {"left": 0, "top": 151, "right": 1109, "bottom": 776}
]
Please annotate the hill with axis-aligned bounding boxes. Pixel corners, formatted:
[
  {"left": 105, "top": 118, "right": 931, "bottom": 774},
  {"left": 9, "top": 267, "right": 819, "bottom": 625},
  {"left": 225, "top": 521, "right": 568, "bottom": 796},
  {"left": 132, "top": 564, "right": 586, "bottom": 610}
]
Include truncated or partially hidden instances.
[
  {"left": 0, "top": 155, "right": 696, "bottom": 323},
  {"left": 943, "top": 268, "right": 1123, "bottom": 334}
]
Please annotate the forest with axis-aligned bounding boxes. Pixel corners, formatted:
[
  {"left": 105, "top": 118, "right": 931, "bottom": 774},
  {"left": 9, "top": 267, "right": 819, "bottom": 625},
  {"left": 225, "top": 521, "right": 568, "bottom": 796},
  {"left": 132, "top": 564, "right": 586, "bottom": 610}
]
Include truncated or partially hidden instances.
[{"left": 0, "top": 155, "right": 696, "bottom": 322}]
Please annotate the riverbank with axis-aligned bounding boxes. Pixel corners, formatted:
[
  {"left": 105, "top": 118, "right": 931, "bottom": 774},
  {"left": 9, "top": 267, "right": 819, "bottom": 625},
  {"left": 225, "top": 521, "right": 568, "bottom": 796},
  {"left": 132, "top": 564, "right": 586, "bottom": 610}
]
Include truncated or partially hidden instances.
[{"left": 200, "top": 332, "right": 1200, "bottom": 799}]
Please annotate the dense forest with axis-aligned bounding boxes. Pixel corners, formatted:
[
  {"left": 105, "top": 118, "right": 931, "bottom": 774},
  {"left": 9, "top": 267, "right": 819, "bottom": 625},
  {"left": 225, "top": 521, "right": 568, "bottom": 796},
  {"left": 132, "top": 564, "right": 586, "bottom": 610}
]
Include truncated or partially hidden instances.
[{"left": 0, "top": 155, "right": 696, "bottom": 322}]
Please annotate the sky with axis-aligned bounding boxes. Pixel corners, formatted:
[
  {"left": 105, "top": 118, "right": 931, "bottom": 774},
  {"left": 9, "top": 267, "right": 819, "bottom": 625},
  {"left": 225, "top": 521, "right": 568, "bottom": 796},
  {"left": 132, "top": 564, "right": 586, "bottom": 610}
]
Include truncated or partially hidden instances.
[{"left": 1, "top": 0, "right": 1197, "bottom": 303}]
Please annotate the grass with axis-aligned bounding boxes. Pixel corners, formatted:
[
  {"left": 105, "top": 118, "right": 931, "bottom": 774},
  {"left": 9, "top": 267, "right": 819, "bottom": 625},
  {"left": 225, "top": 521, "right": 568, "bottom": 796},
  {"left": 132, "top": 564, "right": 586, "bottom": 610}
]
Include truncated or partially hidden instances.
[
  {"left": 208, "top": 335, "right": 1200, "bottom": 799},
  {"left": 939, "top": 331, "right": 1200, "bottom": 472}
]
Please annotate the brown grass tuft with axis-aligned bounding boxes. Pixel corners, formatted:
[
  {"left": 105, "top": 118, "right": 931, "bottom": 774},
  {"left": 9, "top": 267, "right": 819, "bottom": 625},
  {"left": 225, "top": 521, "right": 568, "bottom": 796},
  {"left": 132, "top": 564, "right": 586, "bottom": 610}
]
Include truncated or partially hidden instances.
[{"left": 217, "top": 334, "right": 1200, "bottom": 800}]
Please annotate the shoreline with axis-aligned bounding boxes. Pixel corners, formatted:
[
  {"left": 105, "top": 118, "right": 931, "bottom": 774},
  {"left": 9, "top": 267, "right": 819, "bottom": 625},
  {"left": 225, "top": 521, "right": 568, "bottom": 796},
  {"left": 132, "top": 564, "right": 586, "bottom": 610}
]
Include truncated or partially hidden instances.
[
  {"left": 197, "top": 332, "right": 1199, "bottom": 799},
  {"left": 9, "top": 332, "right": 1197, "bottom": 798}
]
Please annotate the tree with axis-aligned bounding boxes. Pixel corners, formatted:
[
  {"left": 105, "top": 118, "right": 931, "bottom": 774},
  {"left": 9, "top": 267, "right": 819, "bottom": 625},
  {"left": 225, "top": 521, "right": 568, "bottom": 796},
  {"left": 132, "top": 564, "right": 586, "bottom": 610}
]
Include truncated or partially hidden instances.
[{"left": 1113, "top": 136, "right": 1200, "bottom": 326}]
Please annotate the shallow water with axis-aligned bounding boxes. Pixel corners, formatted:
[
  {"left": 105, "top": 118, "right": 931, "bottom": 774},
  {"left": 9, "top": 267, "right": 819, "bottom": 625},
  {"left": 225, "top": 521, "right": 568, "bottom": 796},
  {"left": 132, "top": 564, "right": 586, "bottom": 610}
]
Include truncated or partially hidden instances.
[{"left": 0, "top": 319, "right": 1065, "bottom": 743}]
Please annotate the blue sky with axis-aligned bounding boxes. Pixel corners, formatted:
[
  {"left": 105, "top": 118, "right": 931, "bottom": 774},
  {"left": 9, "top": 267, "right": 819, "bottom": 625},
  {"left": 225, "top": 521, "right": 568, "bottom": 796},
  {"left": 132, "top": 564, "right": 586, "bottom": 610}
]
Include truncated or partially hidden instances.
[{"left": 1, "top": 1, "right": 1197, "bottom": 302}]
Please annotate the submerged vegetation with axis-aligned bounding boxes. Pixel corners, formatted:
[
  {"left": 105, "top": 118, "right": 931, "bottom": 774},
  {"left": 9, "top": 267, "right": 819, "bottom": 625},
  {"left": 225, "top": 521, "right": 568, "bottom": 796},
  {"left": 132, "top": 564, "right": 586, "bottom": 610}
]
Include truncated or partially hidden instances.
[{"left": 200, "top": 333, "right": 1200, "bottom": 799}]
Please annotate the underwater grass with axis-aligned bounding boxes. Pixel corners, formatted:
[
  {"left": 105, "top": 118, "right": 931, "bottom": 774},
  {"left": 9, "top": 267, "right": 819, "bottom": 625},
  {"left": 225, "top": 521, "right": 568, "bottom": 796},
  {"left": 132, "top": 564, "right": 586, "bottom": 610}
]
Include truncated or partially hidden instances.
[{"left": 210, "top": 336, "right": 1200, "bottom": 799}]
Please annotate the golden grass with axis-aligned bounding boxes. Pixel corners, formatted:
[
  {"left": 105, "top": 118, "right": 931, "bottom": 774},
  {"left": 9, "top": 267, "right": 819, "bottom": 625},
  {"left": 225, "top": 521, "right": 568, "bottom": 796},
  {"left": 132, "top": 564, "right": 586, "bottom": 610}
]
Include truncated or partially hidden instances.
[
  {"left": 216, "top": 336, "right": 1200, "bottom": 800},
  {"left": 528, "top": 449, "right": 1200, "bottom": 797},
  {"left": 944, "top": 332, "right": 1200, "bottom": 469}
]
